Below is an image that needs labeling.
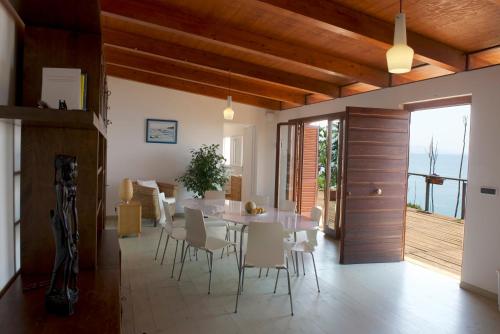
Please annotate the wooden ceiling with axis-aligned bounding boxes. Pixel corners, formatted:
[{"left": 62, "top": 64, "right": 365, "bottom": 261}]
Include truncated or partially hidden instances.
[{"left": 100, "top": 0, "right": 500, "bottom": 110}]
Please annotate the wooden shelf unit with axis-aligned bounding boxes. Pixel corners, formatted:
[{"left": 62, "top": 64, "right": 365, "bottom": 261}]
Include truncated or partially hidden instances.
[{"left": 13, "top": 2, "right": 110, "bottom": 289}]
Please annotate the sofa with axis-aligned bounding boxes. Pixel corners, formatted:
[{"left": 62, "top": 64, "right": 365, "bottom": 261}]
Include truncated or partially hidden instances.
[{"left": 132, "top": 180, "right": 177, "bottom": 226}]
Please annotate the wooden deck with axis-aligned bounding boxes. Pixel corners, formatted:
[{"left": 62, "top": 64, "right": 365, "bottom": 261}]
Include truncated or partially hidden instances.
[{"left": 405, "top": 208, "right": 464, "bottom": 277}]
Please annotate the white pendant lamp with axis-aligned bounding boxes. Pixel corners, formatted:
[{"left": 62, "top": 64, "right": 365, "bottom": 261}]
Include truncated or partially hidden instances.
[
  {"left": 223, "top": 95, "right": 234, "bottom": 120},
  {"left": 386, "top": 0, "right": 414, "bottom": 74},
  {"left": 223, "top": 70, "right": 235, "bottom": 120}
]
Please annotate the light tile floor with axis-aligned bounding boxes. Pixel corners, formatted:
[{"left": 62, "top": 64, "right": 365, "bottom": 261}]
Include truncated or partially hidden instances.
[{"left": 115, "top": 219, "right": 500, "bottom": 334}]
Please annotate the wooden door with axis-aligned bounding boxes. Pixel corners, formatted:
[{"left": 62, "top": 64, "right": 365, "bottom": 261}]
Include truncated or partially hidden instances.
[
  {"left": 340, "top": 107, "right": 410, "bottom": 264},
  {"left": 300, "top": 125, "right": 319, "bottom": 216}
]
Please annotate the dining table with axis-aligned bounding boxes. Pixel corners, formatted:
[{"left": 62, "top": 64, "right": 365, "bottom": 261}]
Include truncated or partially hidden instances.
[{"left": 180, "top": 198, "right": 319, "bottom": 278}]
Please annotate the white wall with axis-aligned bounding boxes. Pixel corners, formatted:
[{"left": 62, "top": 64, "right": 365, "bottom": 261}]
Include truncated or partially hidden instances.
[
  {"left": 0, "top": 2, "right": 17, "bottom": 291},
  {"left": 276, "top": 65, "right": 500, "bottom": 295},
  {"left": 106, "top": 76, "right": 273, "bottom": 214}
]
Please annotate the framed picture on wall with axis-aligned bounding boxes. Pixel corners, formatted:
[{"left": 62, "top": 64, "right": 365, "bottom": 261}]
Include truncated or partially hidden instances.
[{"left": 146, "top": 119, "right": 178, "bottom": 144}]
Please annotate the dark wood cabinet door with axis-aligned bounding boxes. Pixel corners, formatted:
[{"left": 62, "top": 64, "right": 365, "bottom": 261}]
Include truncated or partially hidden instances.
[{"left": 340, "top": 107, "right": 410, "bottom": 264}]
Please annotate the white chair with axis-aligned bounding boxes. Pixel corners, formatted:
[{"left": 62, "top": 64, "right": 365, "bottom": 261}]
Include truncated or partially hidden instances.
[
  {"left": 154, "top": 197, "right": 187, "bottom": 278},
  {"left": 278, "top": 199, "right": 296, "bottom": 212},
  {"left": 177, "top": 207, "right": 237, "bottom": 294},
  {"left": 290, "top": 206, "right": 322, "bottom": 292},
  {"left": 203, "top": 190, "right": 228, "bottom": 228},
  {"left": 235, "top": 222, "right": 293, "bottom": 315}
]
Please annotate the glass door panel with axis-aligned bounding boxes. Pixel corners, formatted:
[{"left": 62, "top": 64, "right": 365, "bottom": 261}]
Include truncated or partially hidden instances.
[{"left": 275, "top": 123, "right": 298, "bottom": 207}]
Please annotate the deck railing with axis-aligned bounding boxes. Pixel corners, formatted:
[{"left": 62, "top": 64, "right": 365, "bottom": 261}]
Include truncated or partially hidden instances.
[{"left": 407, "top": 172, "right": 467, "bottom": 219}]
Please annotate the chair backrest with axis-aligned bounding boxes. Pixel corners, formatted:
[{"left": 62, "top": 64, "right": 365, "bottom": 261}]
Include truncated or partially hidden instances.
[
  {"left": 246, "top": 222, "right": 285, "bottom": 267},
  {"left": 310, "top": 206, "right": 323, "bottom": 224},
  {"left": 162, "top": 200, "right": 174, "bottom": 230},
  {"left": 204, "top": 190, "right": 225, "bottom": 200},
  {"left": 278, "top": 199, "right": 296, "bottom": 213},
  {"left": 157, "top": 192, "right": 167, "bottom": 225},
  {"left": 252, "top": 195, "right": 270, "bottom": 207},
  {"left": 305, "top": 228, "right": 319, "bottom": 249},
  {"left": 306, "top": 206, "right": 322, "bottom": 248},
  {"left": 184, "top": 207, "right": 207, "bottom": 248}
]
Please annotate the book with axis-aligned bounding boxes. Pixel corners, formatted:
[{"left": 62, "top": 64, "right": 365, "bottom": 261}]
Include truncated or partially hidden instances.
[
  {"left": 81, "top": 73, "right": 88, "bottom": 111},
  {"left": 41, "top": 68, "right": 82, "bottom": 110}
]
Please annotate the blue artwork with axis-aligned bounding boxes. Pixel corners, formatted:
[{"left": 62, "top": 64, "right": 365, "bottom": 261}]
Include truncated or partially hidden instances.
[{"left": 146, "top": 119, "right": 178, "bottom": 144}]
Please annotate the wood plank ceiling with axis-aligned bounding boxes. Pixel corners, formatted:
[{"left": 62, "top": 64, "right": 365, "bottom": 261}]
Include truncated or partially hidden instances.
[{"left": 100, "top": 0, "right": 500, "bottom": 110}]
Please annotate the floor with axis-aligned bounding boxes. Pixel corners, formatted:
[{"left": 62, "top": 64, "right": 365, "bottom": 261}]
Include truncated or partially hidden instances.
[
  {"left": 405, "top": 208, "right": 464, "bottom": 277},
  {"left": 116, "top": 218, "right": 500, "bottom": 334}
]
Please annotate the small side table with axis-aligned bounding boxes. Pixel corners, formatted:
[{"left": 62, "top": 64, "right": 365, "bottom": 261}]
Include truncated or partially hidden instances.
[{"left": 117, "top": 201, "right": 142, "bottom": 237}]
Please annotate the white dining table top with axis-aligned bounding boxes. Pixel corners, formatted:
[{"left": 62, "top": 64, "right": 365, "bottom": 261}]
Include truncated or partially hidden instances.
[{"left": 181, "top": 198, "right": 319, "bottom": 232}]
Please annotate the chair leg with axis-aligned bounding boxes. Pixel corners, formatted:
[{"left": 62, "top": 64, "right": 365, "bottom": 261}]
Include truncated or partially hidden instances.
[
  {"left": 259, "top": 268, "right": 262, "bottom": 278},
  {"left": 155, "top": 228, "right": 164, "bottom": 261},
  {"left": 170, "top": 240, "right": 179, "bottom": 278},
  {"left": 160, "top": 234, "right": 170, "bottom": 265},
  {"left": 177, "top": 244, "right": 190, "bottom": 281},
  {"left": 295, "top": 251, "right": 300, "bottom": 277},
  {"left": 206, "top": 251, "right": 211, "bottom": 272},
  {"left": 233, "top": 247, "right": 239, "bottom": 270},
  {"left": 286, "top": 266, "right": 294, "bottom": 316},
  {"left": 311, "top": 253, "right": 320, "bottom": 293},
  {"left": 301, "top": 252, "right": 305, "bottom": 276},
  {"left": 241, "top": 266, "right": 246, "bottom": 293},
  {"left": 208, "top": 251, "right": 213, "bottom": 295},
  {"left": 235, "top": 264, "right": 243, "bottom": 313},
  {"left": 290, "top": 251, "right": 296, "bottom": 273},
  {"left": 274, "top": 269, "right": 280, "bottom": 293},
  {"left": 266, "top": 268, "right": 270, "bottom": 277}
]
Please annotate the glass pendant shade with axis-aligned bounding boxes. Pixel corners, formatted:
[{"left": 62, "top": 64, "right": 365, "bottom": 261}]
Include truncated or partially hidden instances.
[
  {"left": 386, "top": 13, "right": 414, "bottom": 74},
  {"left": 223, "top": 96, "right": 234, "bottom": 120}
]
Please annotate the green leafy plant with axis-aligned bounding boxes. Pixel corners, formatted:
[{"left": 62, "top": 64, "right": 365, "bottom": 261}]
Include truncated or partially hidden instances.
[
  {"left": 407, "top": 203, "right": 423, "bottom": 210},
  {"left": 176, "top": 144, "right": 228, "bottom": 198},
  {"left": 317, "top": 123, "right": 339, "bottom": 191}
]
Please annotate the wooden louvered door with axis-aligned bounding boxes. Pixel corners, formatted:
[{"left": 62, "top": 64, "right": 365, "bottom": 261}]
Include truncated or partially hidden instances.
[
  {"left": 299, "top": 125, "right": 319, "bottom": 216},
  {"left": 340, "top": 107, "right": 410, "bottom": 264}
]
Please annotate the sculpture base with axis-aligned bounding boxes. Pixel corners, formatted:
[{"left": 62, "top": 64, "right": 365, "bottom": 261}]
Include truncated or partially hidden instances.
[{"left": 45, "top": 288, "right": 79, "bottom": 316}]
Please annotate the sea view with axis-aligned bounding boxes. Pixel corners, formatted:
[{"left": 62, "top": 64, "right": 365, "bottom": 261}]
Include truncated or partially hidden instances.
[{"left": 407, "top": 152, "right": 468, "bottom": 218}]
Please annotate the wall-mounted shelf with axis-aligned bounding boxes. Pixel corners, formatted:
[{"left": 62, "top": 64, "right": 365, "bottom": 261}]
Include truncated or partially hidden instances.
[{"left": 0, "top": 105, "right": 107, "bottom": 137}]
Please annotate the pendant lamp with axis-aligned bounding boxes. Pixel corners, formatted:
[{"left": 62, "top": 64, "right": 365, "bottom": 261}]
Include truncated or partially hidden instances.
[
  {"left": 223, "top": 71, "right": 234, "bottom": 120},
  {"left": 386, "top": 0, "right": 414, "bottom": 74}
]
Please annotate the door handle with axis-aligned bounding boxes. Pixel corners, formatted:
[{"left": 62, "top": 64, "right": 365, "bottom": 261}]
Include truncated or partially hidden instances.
[{"left": 375, "top": 188, "right": 382, "bottom": 195}]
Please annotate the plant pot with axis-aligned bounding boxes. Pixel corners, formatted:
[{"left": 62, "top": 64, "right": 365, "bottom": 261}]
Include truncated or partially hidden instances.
[{"left": 426, "top": 175, "right": 444, "bottom": 185}]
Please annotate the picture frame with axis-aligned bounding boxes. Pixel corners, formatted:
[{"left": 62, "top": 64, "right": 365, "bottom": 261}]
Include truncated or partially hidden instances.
[{"left": 146, "top": 119, "right": 178, "bottom": 144}]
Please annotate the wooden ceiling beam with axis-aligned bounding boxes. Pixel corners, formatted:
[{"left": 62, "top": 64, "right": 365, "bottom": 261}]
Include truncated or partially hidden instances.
[
  {"left": 106, "top": 64, "right": 282, "bottom": 110},
  {"left": 100, "top": 0, "right": 389, "bottom": 87},
  {"left": 102, "top": 28, "right": 339, "bottom": 97},
  {"left": 256, "top": 0, "right": 466, "bottom": 72},
  {"left": 340, "top": 82, "right": 380, "bottom": 97},
  {"left": 104, "top": 46, "right": 306, "bottom": 105}
]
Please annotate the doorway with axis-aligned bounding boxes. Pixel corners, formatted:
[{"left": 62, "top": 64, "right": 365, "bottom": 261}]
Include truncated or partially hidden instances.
[
  {"left": 404, "top": 97, "right": 471, "bottom": 278},
  {"left": 275, "top": 116, "right": 343, "bottom": 238},
  {"left": 276, "top": 106, "right": 412, "bottom": 264}
]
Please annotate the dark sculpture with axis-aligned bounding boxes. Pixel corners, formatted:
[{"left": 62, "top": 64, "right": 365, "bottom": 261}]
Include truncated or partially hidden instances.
[{"left": 46, "top": 155, "right": 79, "bottom": 316}]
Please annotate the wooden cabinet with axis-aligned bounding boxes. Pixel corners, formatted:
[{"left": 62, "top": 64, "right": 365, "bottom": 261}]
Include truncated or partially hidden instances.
[
  {"left": 118, "top": 201, "right": 142, "bottom": 237},
  {"left": 230, "top": 176, "right": 242, "bottom": 201}
]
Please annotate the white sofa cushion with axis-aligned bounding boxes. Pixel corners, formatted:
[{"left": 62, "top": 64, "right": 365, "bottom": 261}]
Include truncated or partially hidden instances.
[
  {"left": 137, "top": 179, "right": 159, "bottom": 191},
  {"left": 164, "top": 197, "right": 176, "bottom": 205}
]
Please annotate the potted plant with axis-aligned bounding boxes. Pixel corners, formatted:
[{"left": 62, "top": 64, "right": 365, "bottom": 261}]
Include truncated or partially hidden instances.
[{"left": 176, "top": 144, "right": 229, "bottom": 198}]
